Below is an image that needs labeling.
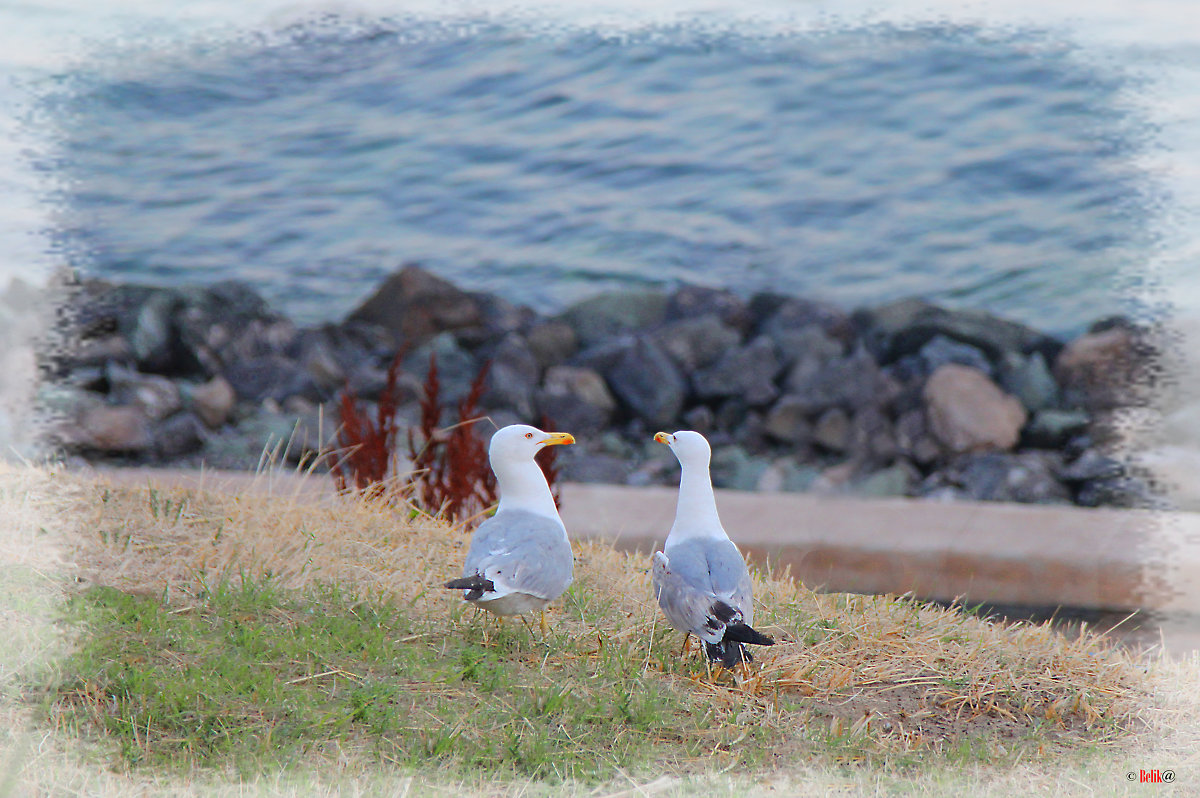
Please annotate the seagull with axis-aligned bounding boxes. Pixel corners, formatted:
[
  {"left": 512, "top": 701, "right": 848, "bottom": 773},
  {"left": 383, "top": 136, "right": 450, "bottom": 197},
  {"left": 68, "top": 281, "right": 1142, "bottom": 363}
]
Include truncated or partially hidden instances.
[
  {"left": 444, "top": 424, "right": 575, "bottom": 631},
  {"left": 651, "top": 430, "right": 774, "bottom": 668}
]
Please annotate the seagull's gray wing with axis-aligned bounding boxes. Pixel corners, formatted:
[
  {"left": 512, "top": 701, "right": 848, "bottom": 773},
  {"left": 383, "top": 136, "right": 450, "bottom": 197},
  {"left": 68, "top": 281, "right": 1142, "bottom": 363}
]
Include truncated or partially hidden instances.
[
  {"left": 460, "top": 508, "right": 573, "bottom": 602},
  {"left": 651, "top": 551, "right": 736, "bottom": 644},
  {"left": 662, "top": 537, "right": 754, "bottom": 624}
]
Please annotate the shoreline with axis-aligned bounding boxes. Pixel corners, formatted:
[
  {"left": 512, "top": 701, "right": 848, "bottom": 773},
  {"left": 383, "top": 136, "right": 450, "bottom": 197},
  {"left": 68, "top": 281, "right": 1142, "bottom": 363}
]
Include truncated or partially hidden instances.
[{"left": 15, "top": 263, "right": 1163, "bottom": 510}]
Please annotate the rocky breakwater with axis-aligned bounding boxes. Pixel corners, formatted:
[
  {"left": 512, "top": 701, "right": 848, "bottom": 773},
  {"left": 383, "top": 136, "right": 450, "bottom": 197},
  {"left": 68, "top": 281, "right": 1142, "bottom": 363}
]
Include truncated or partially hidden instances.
[{"left": 33, "top": 265, "right": 1160, "bottom": 508}]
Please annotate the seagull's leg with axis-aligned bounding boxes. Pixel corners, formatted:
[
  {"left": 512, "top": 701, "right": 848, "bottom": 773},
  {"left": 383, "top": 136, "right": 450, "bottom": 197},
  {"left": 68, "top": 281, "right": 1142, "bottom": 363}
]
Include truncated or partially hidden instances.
[
  {"left": 539, "top": 610, "right": 549, "bottom": 637},
  {"left": 679, "top": 633, "right": 691, "bottom": 657},
  {"left": 519, "top": 614, "right": 535, "bottom": 637}
]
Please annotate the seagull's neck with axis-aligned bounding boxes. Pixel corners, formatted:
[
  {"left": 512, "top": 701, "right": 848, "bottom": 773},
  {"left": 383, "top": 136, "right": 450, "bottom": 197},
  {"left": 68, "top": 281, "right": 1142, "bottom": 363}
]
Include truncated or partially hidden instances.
[
  {"left": 667, "top": 459, "right": 727, "bottom": 543},
  {"left": 494, "top": 459, "right": 565, "bottom": 530}
]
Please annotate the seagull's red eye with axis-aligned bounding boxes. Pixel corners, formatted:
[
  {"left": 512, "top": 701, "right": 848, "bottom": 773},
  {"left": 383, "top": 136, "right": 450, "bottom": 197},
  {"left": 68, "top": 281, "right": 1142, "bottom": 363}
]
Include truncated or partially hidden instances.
[{"left": 525, "top": 432, "right": 533, "bottom": 439}]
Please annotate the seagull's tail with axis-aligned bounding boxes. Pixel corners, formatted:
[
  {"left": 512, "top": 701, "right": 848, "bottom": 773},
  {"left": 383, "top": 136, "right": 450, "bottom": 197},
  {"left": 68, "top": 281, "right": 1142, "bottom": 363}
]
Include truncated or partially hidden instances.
[
  {"left": 444, "top": 575, "right": 495, "bottom": 601},
  {"left": 725, "top": 623, "right": 775, "bottom": 647},
  {"left": 704, "top": 623, "right": 775, "bottom": 668}
]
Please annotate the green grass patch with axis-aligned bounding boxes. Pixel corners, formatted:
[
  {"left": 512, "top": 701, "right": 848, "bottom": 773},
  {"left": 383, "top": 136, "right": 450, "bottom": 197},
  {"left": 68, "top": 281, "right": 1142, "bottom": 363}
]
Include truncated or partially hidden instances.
[{"left": 35, "top": 576, "right": 768, "bottom": 781}]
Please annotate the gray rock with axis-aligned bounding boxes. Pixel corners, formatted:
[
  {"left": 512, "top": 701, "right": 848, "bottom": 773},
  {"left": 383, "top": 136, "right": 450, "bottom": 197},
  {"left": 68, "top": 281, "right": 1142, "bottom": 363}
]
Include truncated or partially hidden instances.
[
  {"left": 223, "top": 355, "right": 317, "bottom": 405},
  {"left": 923, "top": 364, "right": 1027, "bottom": 454},
  {"left": 348, "top": 264, "right": 483, "bottom": 344},
  {"left": 752, "top": 293, "right": 854, "bottom": 346},
  {"left": 998, "top": 351, "right": 1060, "bottom": 413},
  {"left": 946, "top": 451, "right": 1072, "bottom": 505},
  {"left": 1054, "top": 325, "right": 1147, "bottom": 411},
  {"left": 681, "top": 405, "right": 715, "bottom": 434},
  {"left": 855, "top": 297, "right": 1060, "bottom": 364},
  {"left": 526, "top": 320, "right": 578, "bottom": 370},
  {"left": 403, "top": 332, "right": 482, "bottom": 405},
  {"left": 461, "top": 292, "right": 534, "bottom": 347},
  {"left": 1075, "top": 476, "right": 1154, "bottom": 509},
  {"left": 665, "top": 285, "right": 751, "bottom": 331},
  {"left": 153, "top": 412, "right": 206, "bottom": 459},
  {"left": 107, "top": 365, "right": 183, "bottom": 421},
  {"left": 692, "top": 336, "right": 782, "bottom": 406},
  {"left": 894, "top": 408, "right": 940, "bottom": 466},
  {"left": 298, "top": 335, "right": 346, "bottom": 391},
  {"left": 850, "top": 406, "right": 898, "bottom": 463},
  {"left": 1059, "top": 449, "right": 1124, "bottom": 483},
  {"left": 918, "top": 334, "right": 992, "bottom": 377},
  {"left": 851, "top": 460, "right": 918, "bottom": 498},
  {"left": 557, "top": 290, "right": 668, "bottom": 347},
  {"left": 76, "top": 404, "right": 154, "bottom": 453},
  {"left": 785, "top": 345, "right": 898, "bottom": 414},
  {"left": 482, "top": 334, "right": 539, "bottom": 418},
  {"left": 1022, "top": 408, "right": 1090, "bottom": 448},
  {"left": 651, "top": 315, "right": 742, "bottom": 372},
  {"left": 779, "top": 461, "right": 822, "bottom": 492},
  {"left": 536, "top": 366, "right": 617, "bottom": 433},
  {"left": 130, "top": 290, "right": 189, "bottom": 374},
  {"left": 763, "top": 395, "right": 814, "bottom": 446},
  {"left": 768, "top": 324, "right": 845, "bottom": 370},
  {"left": 709, "top": 446, "right": 769, "bottom": 491},
  {"left": 813, "top": 407, "right": 851, "bottom": 452},
  {"left": 602, "top": 337, "right": 686, "bottom": 427}
]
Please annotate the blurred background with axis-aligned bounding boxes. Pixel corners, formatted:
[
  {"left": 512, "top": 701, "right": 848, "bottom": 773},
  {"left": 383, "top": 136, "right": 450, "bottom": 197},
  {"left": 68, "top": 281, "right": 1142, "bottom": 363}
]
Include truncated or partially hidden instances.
[{"left": 0, "top": 0, "right": 1196, "bottom": 503}]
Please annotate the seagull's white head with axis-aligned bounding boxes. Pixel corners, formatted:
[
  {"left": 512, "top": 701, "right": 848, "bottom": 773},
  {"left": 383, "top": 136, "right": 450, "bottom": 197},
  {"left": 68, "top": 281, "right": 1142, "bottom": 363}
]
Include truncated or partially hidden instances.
[
  {"left": 653, "top": 430, "right": 711, "bottom": 469},
  {"left": 489, "top": 424, "right": 575, "bottom": 466}
]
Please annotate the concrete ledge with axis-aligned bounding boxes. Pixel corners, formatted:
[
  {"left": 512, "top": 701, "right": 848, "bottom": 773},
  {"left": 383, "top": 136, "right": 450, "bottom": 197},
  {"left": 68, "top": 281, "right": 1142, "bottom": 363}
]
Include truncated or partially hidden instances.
[{"left": 558, "top": 483, "right": 1197, "bottom": 615}]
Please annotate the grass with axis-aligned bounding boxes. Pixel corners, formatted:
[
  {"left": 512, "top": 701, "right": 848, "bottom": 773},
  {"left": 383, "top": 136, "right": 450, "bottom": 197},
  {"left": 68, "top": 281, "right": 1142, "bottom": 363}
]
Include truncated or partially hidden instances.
[{"left": 4, "top": 464, "right": 1189, "bottom": 796}]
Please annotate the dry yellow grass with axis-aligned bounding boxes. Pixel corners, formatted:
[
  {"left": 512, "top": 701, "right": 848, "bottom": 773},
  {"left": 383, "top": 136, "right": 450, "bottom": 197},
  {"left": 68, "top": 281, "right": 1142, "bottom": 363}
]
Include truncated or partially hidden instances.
[{"left": 2, "top": 462, "right": 1196, "bottom": 796}]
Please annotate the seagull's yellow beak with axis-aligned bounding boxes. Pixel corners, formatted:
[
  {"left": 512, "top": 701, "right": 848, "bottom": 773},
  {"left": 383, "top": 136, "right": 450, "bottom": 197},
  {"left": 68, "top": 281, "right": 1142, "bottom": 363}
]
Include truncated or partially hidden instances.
[
  {"left": 653, "top": 431, "right": 672, "bottom": 445},
  {"left": 541, "top": 432, "right": 575, "bottom": 447}
]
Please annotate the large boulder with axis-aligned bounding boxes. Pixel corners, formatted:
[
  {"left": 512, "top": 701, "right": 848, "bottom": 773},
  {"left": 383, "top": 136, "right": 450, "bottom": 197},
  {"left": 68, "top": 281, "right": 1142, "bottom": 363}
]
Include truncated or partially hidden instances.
[
  {"left": 75, "top": 404, "right": 154, "bottom": 454},
  {"left": 536, "top": 366, "right": 617, "bottom": 434},
  {"left": 855, "top": 298, "right": 1060, "bottom": 364},
  {"left": 347, "top": 264, "right": 483, "bottom": 344},
  {"left": 480, "top": 334, "right": 539, "bottom": 418},
  {"left": 556, "top": 290, "right": 668, "bottom": 348},
  {"left": 934, "top": 451, "right": 1072, "bottom": 505},
  {"left": 998, "top": 350, "right": 1060, "bottom": 413},
  {"left": 784, "top": 345, "right": 899, "bottom": 415},
  {"left": 525, "top": 319, "right": 578, "bottom": 370},
  {"left": 602, "top": 337, "right": 685, "bottom": 427},
  {"left": 651, "top": 315, "right": 742, "bottom": 372},
  {"left": 1055, "top": 323, "right": 1150, "bottom": 410},
  {"left": 692, "top": 336, "right": 782, "bottom": 407},
  {"left": 923, "top": 364, "right": 1027, "bottom": 454},
  {"left": 223, "top": 355, "right": 317, "bottom": 405},
  {"left": 751, "top": 293, "right": 855, "bottom": 346},
  {"left": 190, "top": 376, "right": 237, "bottom": 429},
  {"left": 402, "top": 333, "right": 483, "bottom": 405},
  {"left": 664, "top": 285, "right": 751, "bottom": 332},
  {"left": 763, "top": 395, "right": 814, "bottom": 446}
]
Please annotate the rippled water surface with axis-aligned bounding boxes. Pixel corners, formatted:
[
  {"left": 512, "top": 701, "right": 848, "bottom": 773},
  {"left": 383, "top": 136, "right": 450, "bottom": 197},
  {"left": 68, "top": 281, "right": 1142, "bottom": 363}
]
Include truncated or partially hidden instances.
[{"left": 47, "top": 23, "right": 1149, "bottom": 333}]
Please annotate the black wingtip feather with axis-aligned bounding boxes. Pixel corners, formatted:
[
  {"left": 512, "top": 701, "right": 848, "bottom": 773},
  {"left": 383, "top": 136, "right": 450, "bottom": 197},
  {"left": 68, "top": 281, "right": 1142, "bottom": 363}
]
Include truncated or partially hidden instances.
[
  {"left": 724, "top": 623, "right": 775, "bottom": 647},
  {"left": 444, "top": 575, "right": 494, "bottom": 601}
]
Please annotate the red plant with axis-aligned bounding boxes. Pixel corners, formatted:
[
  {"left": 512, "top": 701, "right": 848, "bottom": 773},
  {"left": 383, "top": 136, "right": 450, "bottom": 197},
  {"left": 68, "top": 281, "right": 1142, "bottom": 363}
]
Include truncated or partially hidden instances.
[
  {"left": 330, "top": 349, "right": 404, "bottom": 497},
  {"left": 334, "top": 349, "right": 501, "bottom": 526}
]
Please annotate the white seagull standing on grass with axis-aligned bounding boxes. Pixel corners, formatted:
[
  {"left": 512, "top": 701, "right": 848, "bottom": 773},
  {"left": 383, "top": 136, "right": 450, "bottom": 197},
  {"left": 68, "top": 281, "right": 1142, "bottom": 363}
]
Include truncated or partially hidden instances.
[
  {"left": 651, "top": 430, "right": 774, "bottom": 668},
  {"left": 444, "top": 424, "right": 575, "bottom": 632}
]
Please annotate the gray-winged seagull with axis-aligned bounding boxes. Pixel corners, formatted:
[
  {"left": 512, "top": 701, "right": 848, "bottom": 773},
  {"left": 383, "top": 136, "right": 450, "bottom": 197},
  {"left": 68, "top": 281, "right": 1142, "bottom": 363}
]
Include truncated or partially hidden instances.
[
  {"left": 651, "top": 430, "right": 774, "bottom": 668},
  {"left": 444, "top": 424, "right": 575, "bottom": 632}
]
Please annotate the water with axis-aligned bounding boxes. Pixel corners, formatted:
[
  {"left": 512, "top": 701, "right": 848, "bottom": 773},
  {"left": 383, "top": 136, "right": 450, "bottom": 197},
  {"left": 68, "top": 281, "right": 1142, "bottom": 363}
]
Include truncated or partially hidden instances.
[{"left": 36, "top": 22, "right": 1149, "bottom": 334}]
